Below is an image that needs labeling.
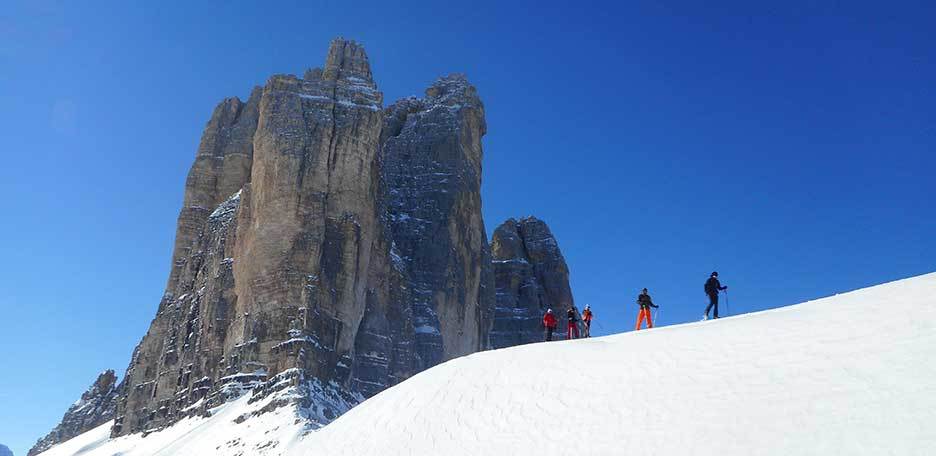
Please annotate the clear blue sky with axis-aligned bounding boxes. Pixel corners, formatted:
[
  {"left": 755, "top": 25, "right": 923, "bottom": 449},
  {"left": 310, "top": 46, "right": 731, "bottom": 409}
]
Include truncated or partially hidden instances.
[{"left": 1, "top": 1, "right": 933, "bottom": 453}]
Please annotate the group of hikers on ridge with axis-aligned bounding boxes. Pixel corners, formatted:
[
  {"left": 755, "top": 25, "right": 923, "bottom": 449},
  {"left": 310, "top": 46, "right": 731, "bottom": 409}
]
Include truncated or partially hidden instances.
[
  {"left": 541, "top": 271, "right": 728, "bottom": 341},
  {"left": 541, "top": 305, "right": 593, "bottom": 341}
]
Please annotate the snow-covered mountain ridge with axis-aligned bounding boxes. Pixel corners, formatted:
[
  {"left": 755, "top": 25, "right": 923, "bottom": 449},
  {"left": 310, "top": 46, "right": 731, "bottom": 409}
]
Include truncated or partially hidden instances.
[{"left": 40, "top": 272, "right": 936, "bottom": 455}]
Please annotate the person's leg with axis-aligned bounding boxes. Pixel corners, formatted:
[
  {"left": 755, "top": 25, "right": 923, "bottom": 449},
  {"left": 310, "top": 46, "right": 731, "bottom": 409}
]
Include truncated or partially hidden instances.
[
  {"left": 713, "top": 293, "right": 719, "bottom": 319},
  {"left": 647, "top": 309, "right": 654, "bottom": 328},
  {"left": 573, "top": 324, "right": 579, "bottom": 339},
  {"left": 705, "top": 294, "right": 716, "bottom": 317},
  {"left": 636, "top": 309, "right": 647, "bottom": 330},
  {"left": 545, "top": 327, "right": 551, "bottom": 341}
]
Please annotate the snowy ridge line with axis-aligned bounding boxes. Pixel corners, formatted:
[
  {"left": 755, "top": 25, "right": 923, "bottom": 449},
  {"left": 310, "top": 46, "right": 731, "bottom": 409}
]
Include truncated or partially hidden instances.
[{"left": 38, "top": 272, "right": 936, "bottom": 456}]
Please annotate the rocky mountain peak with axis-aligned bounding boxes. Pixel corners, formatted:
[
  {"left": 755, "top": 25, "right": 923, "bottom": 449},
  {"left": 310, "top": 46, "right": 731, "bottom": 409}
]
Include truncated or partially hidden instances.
[
  {"left": 33, "top": 38, "right": 558, "bottom": 449},
  {"left": 323, "top": 37, "right": 373, "bottom": 83},
  {"left": 69, "top": 37, "right": 494, "bottom": 440}
]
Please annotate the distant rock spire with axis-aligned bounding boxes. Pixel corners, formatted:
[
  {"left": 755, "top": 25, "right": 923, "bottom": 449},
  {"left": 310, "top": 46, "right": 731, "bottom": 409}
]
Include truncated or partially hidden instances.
[
  {"left": 323, "top": 37, "right": 373, "bottom": 82},
  {"left": 489, "top": 217, "right": 575, "bottom": 349}
]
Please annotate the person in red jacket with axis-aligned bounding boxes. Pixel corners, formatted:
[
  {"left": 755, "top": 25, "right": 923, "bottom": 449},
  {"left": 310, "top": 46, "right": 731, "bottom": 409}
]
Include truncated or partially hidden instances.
[{"left": 543, "top": 309, "right": 558, "bottom": 341}]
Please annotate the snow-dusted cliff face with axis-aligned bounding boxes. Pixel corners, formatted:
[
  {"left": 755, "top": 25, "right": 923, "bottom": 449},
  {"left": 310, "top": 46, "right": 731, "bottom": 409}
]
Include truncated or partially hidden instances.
[
  {"left": 39, "top": 272, "right": 936, "bottom": 455},
  {"left": 109, "top": 38, "right": 498, "bottom": 438},
  {"left": 34, "top": 37, "right": 499, "bottom": 447}
]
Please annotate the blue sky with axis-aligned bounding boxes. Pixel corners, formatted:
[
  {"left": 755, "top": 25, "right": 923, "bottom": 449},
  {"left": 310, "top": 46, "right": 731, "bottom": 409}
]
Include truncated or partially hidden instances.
[{"left": 1, "top": 1, "right": 934, "bottom": 453}]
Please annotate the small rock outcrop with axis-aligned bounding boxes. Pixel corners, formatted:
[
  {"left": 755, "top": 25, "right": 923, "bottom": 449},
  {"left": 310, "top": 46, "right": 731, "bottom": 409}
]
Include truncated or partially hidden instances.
[
  {"left": 489, "top": 217, "right": 576, "bottom": 348},
  {"left": 28, "top": 370, "right": 121, "bottom": 456}
]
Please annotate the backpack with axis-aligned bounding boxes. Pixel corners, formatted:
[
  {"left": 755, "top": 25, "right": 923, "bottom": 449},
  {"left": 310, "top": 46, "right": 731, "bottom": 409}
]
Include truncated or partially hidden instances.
[{"left": 704, "top": 278, "right": 716, "bottom": 295}]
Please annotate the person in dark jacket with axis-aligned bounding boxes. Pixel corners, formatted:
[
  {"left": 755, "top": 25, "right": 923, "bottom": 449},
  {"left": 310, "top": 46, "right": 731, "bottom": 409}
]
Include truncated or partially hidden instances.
[
  {"left": 635, "top": 288, "right": 658, "bottom": 330},
  {"left": 704, "top": 271, "right": 728, "bottom": 320},
  {"left": 543, "top": 309, "right": 558, "bottom": 341},
  {"left": 566, "top": 306, "right": 580, "bottom": 340}
]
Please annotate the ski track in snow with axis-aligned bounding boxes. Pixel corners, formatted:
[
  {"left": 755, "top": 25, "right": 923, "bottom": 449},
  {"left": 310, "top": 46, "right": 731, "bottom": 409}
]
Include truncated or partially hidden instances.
[{"left": 40, "top": 272, "right": 936, "bottom": 455}]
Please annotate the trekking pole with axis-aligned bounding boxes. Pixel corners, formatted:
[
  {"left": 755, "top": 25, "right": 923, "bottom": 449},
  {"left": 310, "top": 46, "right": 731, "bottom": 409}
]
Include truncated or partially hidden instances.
[
  {"left": 724, "top": 290, "right": 729, "bottom": 317},
  {"left": 653, "top": 307, "right": 659, "bottom": 327}
]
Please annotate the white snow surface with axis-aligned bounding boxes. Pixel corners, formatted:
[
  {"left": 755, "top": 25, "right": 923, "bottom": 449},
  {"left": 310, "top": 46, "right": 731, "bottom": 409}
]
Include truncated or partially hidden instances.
[{"left": 40, "top": 272, "right": 936, "bottom": 455}]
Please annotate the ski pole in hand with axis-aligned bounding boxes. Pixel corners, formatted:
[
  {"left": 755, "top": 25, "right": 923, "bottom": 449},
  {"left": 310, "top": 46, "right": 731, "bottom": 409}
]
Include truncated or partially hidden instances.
[{"left": 724, "top": 290, "right": 729, "bottom": 317}]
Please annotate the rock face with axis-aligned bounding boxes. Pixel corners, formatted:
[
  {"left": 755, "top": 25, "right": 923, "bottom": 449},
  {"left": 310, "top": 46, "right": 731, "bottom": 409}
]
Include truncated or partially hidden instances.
[
  {"left": 105, "top": 38, "right": 495, "bottom": 437},
  {"left": 489, "top": 217, "right": 576, "bottom": 348},
  {"left": 166, "top": 88, "right": 260, "bottom": 294},
  {"left": 379, "top": 75, "right": 494, "bottom": 372},
  {"left": 28, "top": 370, "right": 121, "bottom": 456}
]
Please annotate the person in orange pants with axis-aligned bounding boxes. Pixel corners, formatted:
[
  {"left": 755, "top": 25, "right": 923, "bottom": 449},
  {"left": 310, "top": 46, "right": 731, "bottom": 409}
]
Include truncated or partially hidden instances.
[{"left": 635, "top": 288, "right": 658, "bottom": 330}]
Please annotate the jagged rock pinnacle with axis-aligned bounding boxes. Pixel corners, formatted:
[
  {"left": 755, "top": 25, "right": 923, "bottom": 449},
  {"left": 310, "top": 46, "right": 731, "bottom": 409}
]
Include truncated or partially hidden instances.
[{"left": 323, "top": 37, "right": 373, "bottom": 82}]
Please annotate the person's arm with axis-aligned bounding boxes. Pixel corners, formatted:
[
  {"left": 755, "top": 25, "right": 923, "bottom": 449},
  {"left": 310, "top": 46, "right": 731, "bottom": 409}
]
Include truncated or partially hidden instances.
[{"left": 650, "top": 296, "right": 659, "bottom": 308}]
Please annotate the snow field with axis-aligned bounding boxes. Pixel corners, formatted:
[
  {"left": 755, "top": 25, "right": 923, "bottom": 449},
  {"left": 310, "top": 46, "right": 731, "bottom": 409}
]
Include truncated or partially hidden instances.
[{"left": 41, "top": 273, "right": 936, "bottom": 455}]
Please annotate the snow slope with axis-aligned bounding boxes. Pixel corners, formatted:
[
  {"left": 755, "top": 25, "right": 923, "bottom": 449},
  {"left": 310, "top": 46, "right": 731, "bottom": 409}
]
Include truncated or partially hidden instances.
[{"left": 40, "top": 273, "right": 936, "bottom": 455}]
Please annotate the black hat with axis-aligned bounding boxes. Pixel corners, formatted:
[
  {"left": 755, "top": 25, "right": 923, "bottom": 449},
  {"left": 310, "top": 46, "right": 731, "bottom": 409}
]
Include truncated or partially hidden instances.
[{"left": 712, "top": 271, "right": 719, "bottom": 277}]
